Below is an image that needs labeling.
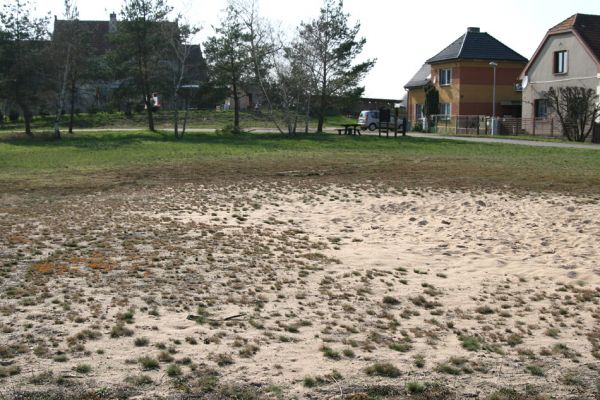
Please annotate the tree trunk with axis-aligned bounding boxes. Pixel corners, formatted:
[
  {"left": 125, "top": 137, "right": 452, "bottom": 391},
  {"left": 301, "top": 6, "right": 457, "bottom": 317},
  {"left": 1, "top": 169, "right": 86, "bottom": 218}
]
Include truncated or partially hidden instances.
[
  {"left": 317, "top": 111, "right": 324, "bottom": 133},
  {"left": 23, "top": 105, "right": 33, "bottom": 136},
  {"left": 69, "top": 80, "right": 76, "bottom": 134},
  {"left": 232, "top": 80, "right": 240, "bottom": 132},
  {"left": 145, "top": 95, "right": 155, "bottom": 132},
  {"left": 317, "top": 63, "right": 327, "bottom": 133},
  {"left": 173, "top": 108, "right": 179, "bottom": 138},
  {"left": 182, "top": 98, "right": 190, "bottom": 137},
  {"left": 172, "top": 91, "right": 179, "bottom": 138},
  {"left": 53, "top": 47, "right": 72, "bottom": 140},
  {"left": 305, "top": 94, "right": 311, "bottom": 134}
]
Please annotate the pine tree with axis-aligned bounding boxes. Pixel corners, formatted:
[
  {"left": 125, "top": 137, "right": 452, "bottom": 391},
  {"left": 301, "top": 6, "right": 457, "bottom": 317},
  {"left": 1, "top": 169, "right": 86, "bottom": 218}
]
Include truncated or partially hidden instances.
[
  {"left": 298, "top": 0, "right": 375, "bottom": 133},
  {"left": 0, "top": 0, "right": 50, "bottom": 135}
]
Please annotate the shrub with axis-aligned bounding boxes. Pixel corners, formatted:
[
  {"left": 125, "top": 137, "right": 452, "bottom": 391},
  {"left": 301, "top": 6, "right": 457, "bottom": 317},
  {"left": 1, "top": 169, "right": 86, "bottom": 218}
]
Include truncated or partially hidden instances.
[
  {"left": 73, "top": 364, "right": 92, "bottom": 374},
  {"left": 321, "top": 346, "right": 341, "bottom": 360},
  {"left": 526, "top": 365, "right": 544, "bottom": 376},
  {"left": 382, "top": 296, "right": 400, "bottom": 305},
  {"left": 138, "top": 356, "right": 159, "bottom": 370},
  {"left": 124, "top": 374, "right": 153, "bottom": 386},
  {"left": 166, "top": 364, "right": 182, "bottom": 377},
  {"left": 406, "top": 381, "right": 425, "bottom": 394},
  {"left": 364, "top": 362, "right": 401, "bottom": 378},
  {"left": 110, "top": 323, "right": 134, "bottom": 338},
  {"left": 0, "top": 365, "right": 21, "bottom": 377},
  {"left": 460, "top": 336, "right": 482, "bottom": 351},
  {"left": 134, "top": 337, "right": 150, "bottom": 347}
]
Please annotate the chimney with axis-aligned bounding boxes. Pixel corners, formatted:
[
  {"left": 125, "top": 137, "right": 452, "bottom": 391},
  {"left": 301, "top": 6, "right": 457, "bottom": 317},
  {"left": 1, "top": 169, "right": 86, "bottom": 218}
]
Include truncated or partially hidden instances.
[
  {"left": 467, "top": 27, "right": 480, "bottom": 33},
  {"left": 109, "top": 12, "right": 117, "bottom": 33}
]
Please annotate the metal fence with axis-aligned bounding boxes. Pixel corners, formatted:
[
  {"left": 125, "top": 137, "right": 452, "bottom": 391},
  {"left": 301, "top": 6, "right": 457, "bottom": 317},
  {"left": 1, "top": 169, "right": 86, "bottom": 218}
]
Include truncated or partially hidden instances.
[
  {"left": 430, "top": 115, "right": 553, "bottom": 136},
  {"left": 426, "top": 115, "right": 600, "bottom": 139},
  {"left": 428, "top": 115, "right": 562, "bottom": 137}
]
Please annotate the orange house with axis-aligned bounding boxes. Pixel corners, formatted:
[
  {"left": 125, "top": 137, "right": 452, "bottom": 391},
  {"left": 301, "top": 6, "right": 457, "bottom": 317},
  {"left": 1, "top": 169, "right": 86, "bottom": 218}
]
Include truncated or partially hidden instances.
[{"left": 405, "top": 27, "right": 528, "bottom": 126}]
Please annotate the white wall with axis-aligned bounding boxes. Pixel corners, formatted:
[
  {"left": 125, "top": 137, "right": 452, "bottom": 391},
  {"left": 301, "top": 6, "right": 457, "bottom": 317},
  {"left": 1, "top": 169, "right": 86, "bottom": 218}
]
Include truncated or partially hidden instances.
[{"left": 523, "top": 32, "right": 599, "bottom": 122}]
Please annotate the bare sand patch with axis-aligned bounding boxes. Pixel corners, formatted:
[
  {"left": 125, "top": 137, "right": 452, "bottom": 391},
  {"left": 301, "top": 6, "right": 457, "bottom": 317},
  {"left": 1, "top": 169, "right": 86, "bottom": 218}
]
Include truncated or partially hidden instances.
[{"left": 1, "top": 182, "right": 599, "bottom": 399}]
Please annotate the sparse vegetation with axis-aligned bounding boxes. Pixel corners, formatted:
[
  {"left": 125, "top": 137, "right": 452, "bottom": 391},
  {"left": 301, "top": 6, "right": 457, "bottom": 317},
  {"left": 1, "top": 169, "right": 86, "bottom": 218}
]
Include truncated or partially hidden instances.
[
  {"left": 1, "top": 129, "right": 599, "bottom": 398},
  {"left": 365, "top": 362, "right": 401, "bottom": 378}
]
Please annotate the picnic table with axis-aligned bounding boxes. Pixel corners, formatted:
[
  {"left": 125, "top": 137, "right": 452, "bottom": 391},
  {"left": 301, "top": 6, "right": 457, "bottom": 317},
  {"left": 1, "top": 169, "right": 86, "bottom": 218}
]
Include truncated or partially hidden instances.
[{"left": 337, "top": 124, "right": 361, "bottom": 136}]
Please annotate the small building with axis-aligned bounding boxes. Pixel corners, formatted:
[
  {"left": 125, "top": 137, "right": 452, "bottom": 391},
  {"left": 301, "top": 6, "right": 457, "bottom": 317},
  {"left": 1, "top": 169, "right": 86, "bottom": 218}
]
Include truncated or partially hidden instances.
[
  {"left": 404, "top": 64, "right": 431, "bottom": 126},
  {"left": 404, "top": 27, "right": 527, "bottom": 129},
  {"left": 520, "top": 13, "right": 600, "bottom": 136}
]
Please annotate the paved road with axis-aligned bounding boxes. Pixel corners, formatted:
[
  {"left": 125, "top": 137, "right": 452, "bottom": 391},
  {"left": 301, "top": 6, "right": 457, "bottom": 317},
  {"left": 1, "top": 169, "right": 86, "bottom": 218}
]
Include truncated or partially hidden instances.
[
  {"left": 405, "top": 132, "right": 600, "bottom": 150},
  {"left": 5, "top": 127, "right": 599, "bottom": 150}
]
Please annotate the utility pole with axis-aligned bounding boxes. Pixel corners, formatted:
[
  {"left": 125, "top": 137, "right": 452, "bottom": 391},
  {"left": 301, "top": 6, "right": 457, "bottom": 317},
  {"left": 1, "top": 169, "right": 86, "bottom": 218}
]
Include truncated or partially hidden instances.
[{"left": 489, "top": 61, "right": 498, "bottom": 135}]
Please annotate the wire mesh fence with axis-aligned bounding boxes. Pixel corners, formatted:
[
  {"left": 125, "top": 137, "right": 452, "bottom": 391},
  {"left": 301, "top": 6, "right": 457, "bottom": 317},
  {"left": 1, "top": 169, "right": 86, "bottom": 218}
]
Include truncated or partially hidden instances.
[{"left": 425, "top": 115, "right": 599, "bottom": 139}]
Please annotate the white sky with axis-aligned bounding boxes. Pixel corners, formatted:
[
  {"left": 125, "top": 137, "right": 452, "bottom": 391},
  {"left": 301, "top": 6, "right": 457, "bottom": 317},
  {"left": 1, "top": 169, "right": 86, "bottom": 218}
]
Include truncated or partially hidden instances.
[{"left": 29, "top": 0, "right": 600, "bottom": 99}]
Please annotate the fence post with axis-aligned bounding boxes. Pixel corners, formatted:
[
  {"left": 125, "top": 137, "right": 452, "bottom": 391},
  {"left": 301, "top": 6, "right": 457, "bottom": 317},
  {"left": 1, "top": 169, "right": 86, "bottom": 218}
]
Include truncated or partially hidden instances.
[
  {"left": 532, "top": 119, "right": 536, "bottom": 136},
  {"left": 551, "top": 118, "right": 554, "bottom": 137}
]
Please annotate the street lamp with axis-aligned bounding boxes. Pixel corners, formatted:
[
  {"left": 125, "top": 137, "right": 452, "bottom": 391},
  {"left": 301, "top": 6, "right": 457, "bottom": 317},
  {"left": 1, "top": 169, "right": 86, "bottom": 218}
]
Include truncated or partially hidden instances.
[{"left": 489, "top": 61, "right": 498, "bottom": 135}]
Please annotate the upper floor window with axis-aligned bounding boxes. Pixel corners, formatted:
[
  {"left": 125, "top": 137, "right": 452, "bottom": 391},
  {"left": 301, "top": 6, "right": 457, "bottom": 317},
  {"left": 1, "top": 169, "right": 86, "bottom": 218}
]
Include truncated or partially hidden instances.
[
  {"left": 439, "top": 69, "right": 452, "bottom": 86},
  {"left": 553, "top": 51, "right": 568, "bottom": 74}
]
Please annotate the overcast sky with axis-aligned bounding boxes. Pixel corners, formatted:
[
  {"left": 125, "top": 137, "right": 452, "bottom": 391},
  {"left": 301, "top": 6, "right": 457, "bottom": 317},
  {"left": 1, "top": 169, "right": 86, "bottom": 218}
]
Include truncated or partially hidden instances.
[{"left": 31, "top": 0, "right": 600, "bottom": 99}]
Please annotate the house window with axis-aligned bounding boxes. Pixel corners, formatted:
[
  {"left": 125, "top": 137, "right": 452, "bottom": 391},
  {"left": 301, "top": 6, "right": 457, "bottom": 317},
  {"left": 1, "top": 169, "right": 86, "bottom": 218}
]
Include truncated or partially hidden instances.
[
  {"left": 439, "top": 103, "right": 452, "bottom": 116},
  {"left": 415, "top": 104, "right": 423, "bottom": 119},
  {"left": 553, "top": 51, "right": 568, "bottom": 74},
  {"left": 439, "top": 69, "right": 452, "bottom": 86},
  {"left": 534, "top": 99, "right": 548, "bottom": 118}
]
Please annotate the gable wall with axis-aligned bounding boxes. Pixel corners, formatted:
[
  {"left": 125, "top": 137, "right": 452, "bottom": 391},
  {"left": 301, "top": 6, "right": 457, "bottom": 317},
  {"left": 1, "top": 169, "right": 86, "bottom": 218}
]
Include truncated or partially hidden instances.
[{"left": 522, "top": 32, "right": 600, "bottom": 133}]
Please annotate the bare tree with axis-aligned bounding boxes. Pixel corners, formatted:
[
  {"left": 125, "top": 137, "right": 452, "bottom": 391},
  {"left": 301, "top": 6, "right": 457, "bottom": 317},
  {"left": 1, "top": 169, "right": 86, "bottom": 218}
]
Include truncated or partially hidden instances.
[
  {"left": 233, "top": 0, "right": 319, "bottom": 135},
  {"left": 233, "top": 0, "right": 288, "bottom": 133},
  {"left": 51, "top": 0, "right": 79, "bottom": 139},
  {"left": 162, "top": 18, "right": 200, "bottom": 138},
  {"left": 545, "top": 86, "right": 600, "bottom": 142}
]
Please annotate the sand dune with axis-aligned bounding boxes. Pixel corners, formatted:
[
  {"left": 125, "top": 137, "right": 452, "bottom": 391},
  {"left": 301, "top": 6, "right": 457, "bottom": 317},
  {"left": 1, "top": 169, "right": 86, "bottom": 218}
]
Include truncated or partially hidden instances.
[{"left": 1, "top": 182, "right": 599, "bottom": 399}]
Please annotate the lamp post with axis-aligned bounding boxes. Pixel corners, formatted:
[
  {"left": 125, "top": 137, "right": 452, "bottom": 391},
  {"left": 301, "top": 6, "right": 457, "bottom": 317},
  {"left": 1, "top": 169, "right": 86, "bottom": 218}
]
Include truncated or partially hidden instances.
[{"left": 489, "top": 61, "right": 498, "bottom": 135}]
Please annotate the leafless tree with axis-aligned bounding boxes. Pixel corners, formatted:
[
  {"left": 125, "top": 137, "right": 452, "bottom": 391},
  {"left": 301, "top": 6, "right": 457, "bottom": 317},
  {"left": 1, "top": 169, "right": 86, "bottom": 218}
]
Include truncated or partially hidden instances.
[
  {"left": 545, "top": 86, "right": 600, "bottom": 142},
  {"left": 52, "top": 0, "right": 78, "bottom": 138},
  {"left": 162, "top": 17, "right": 200, "bottom": 138}
]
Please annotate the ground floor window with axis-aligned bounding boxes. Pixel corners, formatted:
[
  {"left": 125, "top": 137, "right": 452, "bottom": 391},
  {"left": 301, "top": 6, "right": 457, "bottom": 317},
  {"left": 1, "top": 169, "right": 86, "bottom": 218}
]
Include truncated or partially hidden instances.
[
  {"left": 534, "top": 99, "right": 548, "bottom": 118},
  {"left": 440, "top": 103, "right": 451, "bottom": 116},
  {"left": 415, "top": 104, "right": 423, "bottom": 119}
]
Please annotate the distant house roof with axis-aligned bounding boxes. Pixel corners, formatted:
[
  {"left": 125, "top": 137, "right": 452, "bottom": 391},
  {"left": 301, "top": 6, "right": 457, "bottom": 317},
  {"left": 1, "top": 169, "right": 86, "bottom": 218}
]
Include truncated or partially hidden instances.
[
  {"left": 426, "top": 27, "right": 528, "bottom": 64},
  {"left": 521, "top": 13, "right": 600, "bottom": 78},
  {"left": 53, "top": 19, "right": 111, "bottom": 54},
  {"left": 52, "top": 13, "right": 178, "bottom": 56},
  {"left": 404, "top": 64, "right": 431, "bottom": 89},
  {"left": 549, "top": 13, "right": 600, "bottom": 63}
]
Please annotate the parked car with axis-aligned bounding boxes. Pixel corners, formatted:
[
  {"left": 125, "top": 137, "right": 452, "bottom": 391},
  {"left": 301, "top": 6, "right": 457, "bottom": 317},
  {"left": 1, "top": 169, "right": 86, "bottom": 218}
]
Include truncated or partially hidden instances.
[{"left": 358, "top": 110, "right": 398, "bottom": 130}]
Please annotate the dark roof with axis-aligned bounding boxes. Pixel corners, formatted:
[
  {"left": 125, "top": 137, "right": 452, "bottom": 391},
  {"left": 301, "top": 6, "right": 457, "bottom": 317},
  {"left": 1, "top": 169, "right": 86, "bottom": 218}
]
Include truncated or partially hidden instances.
[
  {"left": 549, "top": 13, "right": 600, "bottom": 63},
  {"left": 404, "top": 64, "right": 431, "bottom": 89},
  {"left": 53, "top": 20, "right": 111, "bottom": 54},
  {"left": 52, "top": 17, "right": 179, "bottom": 56},
  {"left": 426, "top": 28, "right": 528, "bottom": 64}
]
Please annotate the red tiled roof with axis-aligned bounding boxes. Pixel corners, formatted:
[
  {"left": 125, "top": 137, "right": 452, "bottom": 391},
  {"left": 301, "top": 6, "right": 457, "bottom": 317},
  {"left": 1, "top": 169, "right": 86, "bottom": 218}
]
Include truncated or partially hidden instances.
[
  {"left": 548, "top": 14, "right": 577, "bottom": 33},
  {"left": 548, "top": 13, "right": 600, "bottom": 63}
]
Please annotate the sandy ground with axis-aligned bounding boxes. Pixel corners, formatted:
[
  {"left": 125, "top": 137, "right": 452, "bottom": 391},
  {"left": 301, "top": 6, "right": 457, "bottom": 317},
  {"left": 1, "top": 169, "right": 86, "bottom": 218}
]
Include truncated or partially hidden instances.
[{"left": 1, "top": 181, "right": 599, "bottom": 399}]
